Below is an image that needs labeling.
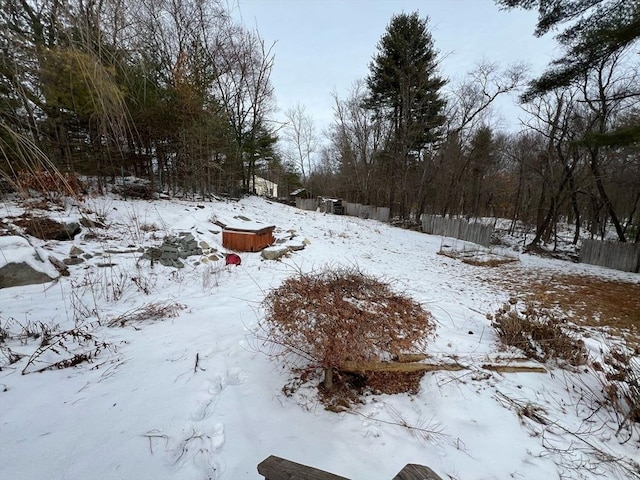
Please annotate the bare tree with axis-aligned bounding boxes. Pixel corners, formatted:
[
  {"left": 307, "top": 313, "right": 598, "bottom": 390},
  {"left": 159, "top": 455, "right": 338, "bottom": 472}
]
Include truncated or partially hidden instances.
[
  {"left": 212, "top": 22, "right": 276, "bottom": 193},
  {"left": 417, "top": 61, "right": 528, "bottom": 218},
  {"left": 445, "top": 60, "right": 529, "bottom": 141},
  {"left": 576, "top": 47, "right": 640, "bottom": 242},
  {"left": 329, "top": 82, "right": 387, "bottom": 204},
  {"left": 520, "top": 90, "right": 586, "bottom": 248},
  {"left": 282, "top": 103, "right": 318, "bottom": 188}
]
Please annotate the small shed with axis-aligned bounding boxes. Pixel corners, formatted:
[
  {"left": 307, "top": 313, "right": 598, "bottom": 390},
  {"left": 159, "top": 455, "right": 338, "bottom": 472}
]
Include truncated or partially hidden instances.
[
  {"left": 222, "top": 224, "right": 275, "bottom": 252},
  {"left": 321, "top": 198, "right": 344, "bottom": 215}
]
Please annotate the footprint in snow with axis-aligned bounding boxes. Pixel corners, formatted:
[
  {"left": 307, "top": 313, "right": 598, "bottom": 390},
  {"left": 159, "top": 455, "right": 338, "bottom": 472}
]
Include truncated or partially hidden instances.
[
  {"left": 226, "top": 367, "right": 247, "bottom": 386},
  {"left": 191, "top": 375, "right": 226, "bottom": 421},
  {"left": 191, "top": 369, "right": 245, "bottom": 421}
]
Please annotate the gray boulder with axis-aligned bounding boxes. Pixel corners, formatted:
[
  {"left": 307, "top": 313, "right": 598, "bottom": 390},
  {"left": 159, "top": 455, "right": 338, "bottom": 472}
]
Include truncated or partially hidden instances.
[{"left": 0, "top": 236, "right": 59, "bottom": 288}]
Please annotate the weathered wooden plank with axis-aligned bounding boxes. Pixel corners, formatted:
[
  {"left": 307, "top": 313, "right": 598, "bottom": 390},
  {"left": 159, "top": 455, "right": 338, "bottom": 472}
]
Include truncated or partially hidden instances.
[
  {"left": 481, "top": 363, "right": 547, "bottom": 373},
  {"left": 257, "top": 455, "right": 350, "bottom": 480},
  {"left": 341, "top": 360, "right": 546, "bottom": 375},
  {"left": 341, "top": 361, "right": 465, "bottom": 374},
  {"left": 393, "top": 464, "right": 443, "bottom": 480}
]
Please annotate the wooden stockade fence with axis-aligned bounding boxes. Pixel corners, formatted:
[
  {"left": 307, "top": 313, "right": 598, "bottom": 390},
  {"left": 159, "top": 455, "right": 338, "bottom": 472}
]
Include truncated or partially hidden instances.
[
  {"left": 296, "top": 197, "right": 391, "bottom": 222},
  {"left": 344, "top": 202, "right": 390, "bottom": 222},
  {"left": 580, "top": 239, "right": 640, "bottom": 273},
  {"left": 257, "top": 456, "right": 443, "bottom": 480},
  {"left": 421, "top": 215, "right": 493, "bottom": 247},
  {"left": 296, "top": 197, "right": 319, "bottom": 211}
]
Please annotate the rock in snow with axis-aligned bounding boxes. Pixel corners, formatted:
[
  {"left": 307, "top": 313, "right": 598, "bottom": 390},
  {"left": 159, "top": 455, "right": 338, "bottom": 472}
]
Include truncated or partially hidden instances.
[{"left": 0, "top": 236, "right": 59, "bottom": 288}]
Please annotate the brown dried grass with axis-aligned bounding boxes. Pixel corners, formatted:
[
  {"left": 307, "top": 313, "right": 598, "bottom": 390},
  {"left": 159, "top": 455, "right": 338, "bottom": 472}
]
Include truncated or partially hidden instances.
[
  {"left": 485, "top": 269, "right": 640, "bottom": 343},
  {"left": 108, "top": 302, "right": 185, "bottom": 327},
  {"left": 16, "top": 169, "right": 85, "bottom": 200}
]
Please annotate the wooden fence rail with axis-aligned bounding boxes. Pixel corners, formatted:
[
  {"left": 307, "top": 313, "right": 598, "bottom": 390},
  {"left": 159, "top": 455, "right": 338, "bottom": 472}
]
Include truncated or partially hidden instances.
[
  {"left": 257, "top": 455, "right": 443, "bottom": 480},
  {"left": 580, "top": 239, "right": 640, "bottom": 272},
  {"left": 421, "top": 215, "right": 493, "bottom": 247}
]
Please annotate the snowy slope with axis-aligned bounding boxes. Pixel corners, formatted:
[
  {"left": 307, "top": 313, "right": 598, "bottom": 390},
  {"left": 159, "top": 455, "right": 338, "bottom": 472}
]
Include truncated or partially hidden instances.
[{"left": 0, "top": 195, "right": 638, "bottom": 480}]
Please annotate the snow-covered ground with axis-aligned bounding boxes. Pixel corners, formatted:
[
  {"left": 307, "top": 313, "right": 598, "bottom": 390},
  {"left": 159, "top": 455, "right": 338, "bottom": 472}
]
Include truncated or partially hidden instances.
[{"left": 1, "top": 195, "right": 638, "bottom": 480}]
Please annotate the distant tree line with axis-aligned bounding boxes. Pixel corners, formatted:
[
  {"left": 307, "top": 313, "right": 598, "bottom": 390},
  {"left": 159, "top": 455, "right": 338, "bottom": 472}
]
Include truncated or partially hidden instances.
[
  {"left": 1, "top": 0, "right": 298, "bottom": 197},
  {"left": 312, "top": 4, "right": 639, "bottom": 246}
]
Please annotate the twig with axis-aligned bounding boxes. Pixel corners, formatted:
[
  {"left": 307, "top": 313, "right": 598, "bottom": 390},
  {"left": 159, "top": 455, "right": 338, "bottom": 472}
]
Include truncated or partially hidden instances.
[
  {"left": 194, "top": 352, "right": 205, "bottom": 373},
  {"left": 346, "top": 404, "right": 447, "bottom": 444},
  {"left": 496, "top": 390, "right": 640, "bottom": 479},
  {"left": 142, "top": 430, "right": 168, "bottom": 455}
]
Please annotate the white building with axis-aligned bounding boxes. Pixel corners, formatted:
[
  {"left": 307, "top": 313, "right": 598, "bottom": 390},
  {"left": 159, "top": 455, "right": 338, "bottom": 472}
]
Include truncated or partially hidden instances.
[{"left": 249, "top": 176, "right": 278, "bottom": 197}]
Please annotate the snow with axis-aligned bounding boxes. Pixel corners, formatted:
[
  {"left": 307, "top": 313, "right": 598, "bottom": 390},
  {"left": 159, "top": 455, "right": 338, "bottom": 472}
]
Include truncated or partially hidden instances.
[
  {"left": 0, "top": 235, "right": 59, "bottom": 279},
  {"left": 1, "top": 195, "right": 638, "bottom": 480}
]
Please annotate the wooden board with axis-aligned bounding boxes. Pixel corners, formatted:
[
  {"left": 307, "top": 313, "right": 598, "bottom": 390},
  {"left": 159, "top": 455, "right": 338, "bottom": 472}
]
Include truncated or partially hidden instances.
[
  {"left": 257, "top": 455, "right": 350, "bottom": 480},
  {"left": 341, "top": 361, "right": 546, "bottom": 374},
  {"left": 342, "top": 361, "right": 465, "bottom": 373},
  {"left": 392, "top": 464, "right": 443, "bottom": 480}
]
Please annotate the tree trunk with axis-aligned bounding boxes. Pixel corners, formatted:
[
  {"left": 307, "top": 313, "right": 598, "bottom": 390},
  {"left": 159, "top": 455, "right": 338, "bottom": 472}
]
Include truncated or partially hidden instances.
[
  {"left": 527, "top": 169, "right": 570, "bottom": 249},
  {"left": 589, "top": 149, "right": 626, "bottom": 242},
  {"left": 323, "top": 367, "right": 334, "bottom": 391},
  {"left": 565, "top": 162, "right": 581, "bottom": 245}
]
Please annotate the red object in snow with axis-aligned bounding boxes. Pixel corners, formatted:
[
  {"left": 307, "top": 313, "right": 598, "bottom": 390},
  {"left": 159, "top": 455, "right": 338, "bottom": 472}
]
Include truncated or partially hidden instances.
[{"left": 225, "top": 253, "right": 242, "bottom": 266}]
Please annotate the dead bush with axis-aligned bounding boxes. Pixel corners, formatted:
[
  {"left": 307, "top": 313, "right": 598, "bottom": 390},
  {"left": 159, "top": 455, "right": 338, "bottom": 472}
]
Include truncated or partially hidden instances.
[
  {"left": 490, "top": 299, "right": 587, "bottom": 366},
  {"left": 16, "top": 169, "right": 84, "bottom": 201},
  {"left": 596, "top": 344, "right": 640, "bottom": 436},
  {"left": 21, "top": 326, "right": 112, "bottom": 374},
  {"left": 114, "top": 184, "right": 154, "bottom": 199},
  {"left": 108, "top": 302, "right": 185, "bottom": 327},
  {"left": 261, "top": 267, "right": 434, "bottom": 403}
]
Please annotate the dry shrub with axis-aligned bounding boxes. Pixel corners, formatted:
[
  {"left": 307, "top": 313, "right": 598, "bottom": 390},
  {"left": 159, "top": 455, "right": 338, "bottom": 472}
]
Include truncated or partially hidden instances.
[
  {"left": 108, "top": 302, "right": 185, "bottom": 327},
  {"left": 16, "top": 169, "right": 84, "bottom": 200},
  {"left": 596, "top": 344, "right": 640, "bottom": 434},
  {"left": 261, "top": 267, "right": 434, "bottom": 403},
  {"left": 364, "top": 370, "right": 426, "bottom": 394},
  {"left": 114, "top": 184, "right": 154, "bottom": 199},
  {"left": 490, "top": 299, "right": 587, "bottom": 366},
  {"left": 21, "top": 326, "right": 112, "bottom": 374}
]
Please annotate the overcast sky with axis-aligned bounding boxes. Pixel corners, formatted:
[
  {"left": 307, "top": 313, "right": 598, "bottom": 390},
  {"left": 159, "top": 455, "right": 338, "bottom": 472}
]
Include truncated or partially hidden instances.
[{"left": 231, "top": 0, "right": 559, "bottom": 135}]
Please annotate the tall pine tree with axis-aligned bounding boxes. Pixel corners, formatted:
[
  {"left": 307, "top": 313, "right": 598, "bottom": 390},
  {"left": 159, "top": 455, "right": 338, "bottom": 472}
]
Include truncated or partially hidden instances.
[
  {"left": 367, "top": 12, "right": 446, "bottom": 149},
  {"left": 366, "top": 12, "right": 446, "bottom": 217}
]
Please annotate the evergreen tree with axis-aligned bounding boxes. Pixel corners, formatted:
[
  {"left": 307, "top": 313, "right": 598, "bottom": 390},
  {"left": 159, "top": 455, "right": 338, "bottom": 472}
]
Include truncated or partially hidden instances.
[
  {"left": 365, "top": 12, "right": 446, "bottom": 216},
  {"left": 366, "top": 12, "right": 446, "bottom": 149},
  {"left": 497, "top": 0, "right": 640, "bottom": 100}
]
